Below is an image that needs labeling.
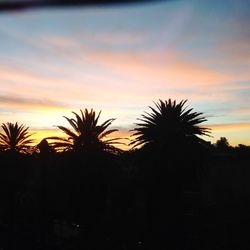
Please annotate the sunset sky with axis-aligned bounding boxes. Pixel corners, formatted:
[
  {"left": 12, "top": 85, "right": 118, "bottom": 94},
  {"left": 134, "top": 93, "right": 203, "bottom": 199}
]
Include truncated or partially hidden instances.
[{"left": 0, "top": 0, "right": 249, "bottom": 148}]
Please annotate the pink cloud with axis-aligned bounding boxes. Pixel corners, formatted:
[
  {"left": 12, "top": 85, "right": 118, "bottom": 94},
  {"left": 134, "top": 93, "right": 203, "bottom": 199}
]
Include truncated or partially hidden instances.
[
  {"left": 83, "top": 50, "right": 230, "bottom": 87},
  {"left": 208, "top": 122, "right": 250, "bottom": 131}
]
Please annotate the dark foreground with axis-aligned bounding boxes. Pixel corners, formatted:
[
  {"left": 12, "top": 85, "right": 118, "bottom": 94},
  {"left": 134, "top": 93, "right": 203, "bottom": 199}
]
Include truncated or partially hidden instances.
[{"left": 0, "top": 147, "right": 250, "bottom": 250}]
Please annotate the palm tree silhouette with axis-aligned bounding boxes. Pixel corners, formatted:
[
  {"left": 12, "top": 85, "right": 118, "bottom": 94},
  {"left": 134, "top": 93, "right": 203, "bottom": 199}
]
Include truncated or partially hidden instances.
[
  {"left": 130, "top": 99, "right": 210, "bottom": 149},
  {"left": 0, "top": 122, "right": 34, "bottom": 153},
  {"left": 47, "top": 109, "right": 122, "bottom": 153},
  {"left": 130, "top": 99, "right": 210, "bottom": 249}
]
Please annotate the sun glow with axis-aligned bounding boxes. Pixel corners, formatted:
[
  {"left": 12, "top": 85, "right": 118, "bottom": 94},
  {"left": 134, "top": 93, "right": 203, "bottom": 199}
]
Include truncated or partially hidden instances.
[{"left": 29, "top": 129, "right": 130, "bottom": 151}]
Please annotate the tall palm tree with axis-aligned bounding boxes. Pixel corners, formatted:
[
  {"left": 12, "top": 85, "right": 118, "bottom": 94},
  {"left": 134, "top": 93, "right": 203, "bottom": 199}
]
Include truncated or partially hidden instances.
[
  {"left": 47, "top": 109, "right": 122, "bottom": 153},
  {"left": 130, "top": 99, "right": 210, "bottom": 149},
  {"left": 0, "top": 122, "right": 34, "bottom": 153}
]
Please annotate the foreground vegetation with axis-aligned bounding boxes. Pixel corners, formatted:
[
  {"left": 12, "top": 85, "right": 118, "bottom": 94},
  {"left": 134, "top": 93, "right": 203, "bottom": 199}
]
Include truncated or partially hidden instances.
[{"left": 0, "top": 99, "right": 249, "bottom": 250}]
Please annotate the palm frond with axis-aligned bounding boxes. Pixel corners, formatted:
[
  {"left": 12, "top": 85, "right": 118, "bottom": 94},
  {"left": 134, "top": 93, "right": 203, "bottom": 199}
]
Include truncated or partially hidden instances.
[
  {"left": 130, "top": 99, "right": 211, "bottom": 148},
  {"left": 57, "top": 126, "right": 78, "bottom": 139},
  {"left": 49, "top": 109, "right": 121, "bottom": 153},
  {"left": 0, "top": 122, "right": 33, "bottom": 153}
]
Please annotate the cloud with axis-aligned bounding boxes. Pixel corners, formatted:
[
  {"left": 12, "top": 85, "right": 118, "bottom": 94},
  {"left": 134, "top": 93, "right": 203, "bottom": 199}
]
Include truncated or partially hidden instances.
[
  {"left": 0, "top": 41, "right": 233, "bottom": 108},
  {"left": 0, "top": 64, "right": 102, "bottom": 102},
  {"left": 0, "top": 18, "right": 233, "bottom": 89},
  {"left": 64, "top": 48, "right": 231, "bottom": 89},
  {"left": 208, "top": 122, "right": 250, "bottom": 131},
  {"left": 0, "top": 94, "right": 67, "bottom": 109}
]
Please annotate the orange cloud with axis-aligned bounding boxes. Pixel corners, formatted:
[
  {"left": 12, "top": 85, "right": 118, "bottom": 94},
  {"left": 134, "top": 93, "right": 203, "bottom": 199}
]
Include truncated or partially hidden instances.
[
  {"left": 1, "top": 30, "right": 245, "bottom": 112},
  {"left": 208, "top": 122, "right": 250, "bottom": 131},
  {"left": 0, "top": 94, "right": 67, "bottom": 110},
  {"left": 4, "top": 27, "right": 232, "bottom": 89},
  {"left": 78, "top": 50, "right": 231, "bottom": 88}
]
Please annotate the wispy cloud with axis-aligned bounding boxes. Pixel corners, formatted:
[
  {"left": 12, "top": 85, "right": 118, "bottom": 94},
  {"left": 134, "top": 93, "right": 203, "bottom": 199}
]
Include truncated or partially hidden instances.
[
  {"left": 0, "top": 94, "right": 67, "bottom": 109},
  {"left": 208, "top": 122, "right": 250, "bottom": 131}
]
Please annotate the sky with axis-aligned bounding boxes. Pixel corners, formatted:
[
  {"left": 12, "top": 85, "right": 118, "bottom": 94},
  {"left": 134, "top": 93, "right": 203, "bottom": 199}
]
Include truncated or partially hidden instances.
[{"left": 0, "top": 0, "right": 250, "bottom": 148}]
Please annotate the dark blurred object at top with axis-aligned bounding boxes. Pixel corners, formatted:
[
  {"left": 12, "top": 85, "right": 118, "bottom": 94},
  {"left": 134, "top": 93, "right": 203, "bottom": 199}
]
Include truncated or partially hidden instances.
[{"left": 0, "top": 0, "right": 167, "bottom": 11}]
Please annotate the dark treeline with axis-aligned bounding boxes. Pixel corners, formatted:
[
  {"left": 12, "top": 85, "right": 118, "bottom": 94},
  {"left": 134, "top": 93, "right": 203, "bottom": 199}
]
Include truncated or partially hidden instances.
[{"left": 0, "top": 99, "right": 250, "bottom": 250}]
